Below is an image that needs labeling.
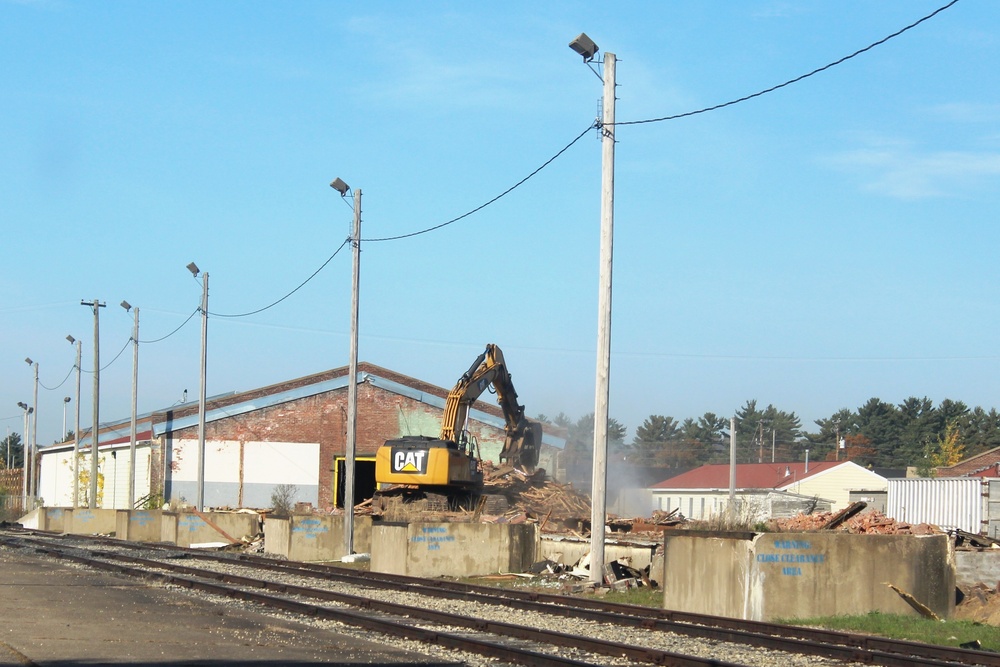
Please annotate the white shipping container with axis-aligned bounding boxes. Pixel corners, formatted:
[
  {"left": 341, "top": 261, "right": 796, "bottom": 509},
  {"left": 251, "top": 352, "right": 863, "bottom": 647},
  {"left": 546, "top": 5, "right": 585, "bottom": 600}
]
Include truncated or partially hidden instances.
[{"left": 886, "top": 477, "right": 985, "bottom": 533}]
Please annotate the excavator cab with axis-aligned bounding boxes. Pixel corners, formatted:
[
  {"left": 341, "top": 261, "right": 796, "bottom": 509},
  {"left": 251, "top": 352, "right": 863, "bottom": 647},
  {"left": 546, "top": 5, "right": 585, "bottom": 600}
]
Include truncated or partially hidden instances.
[
  {"left": 373, "top": 344, "right": 540, "bottom": 507},
  {"left": 375, "top": 436, "right": 482, "bottom": 488}
]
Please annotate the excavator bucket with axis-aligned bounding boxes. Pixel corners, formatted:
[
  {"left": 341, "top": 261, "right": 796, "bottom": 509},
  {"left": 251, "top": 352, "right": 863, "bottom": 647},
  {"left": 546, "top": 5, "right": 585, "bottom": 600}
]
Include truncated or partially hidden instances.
[{"left": 500, "top": 419, "right": 541, "bottom": 471}]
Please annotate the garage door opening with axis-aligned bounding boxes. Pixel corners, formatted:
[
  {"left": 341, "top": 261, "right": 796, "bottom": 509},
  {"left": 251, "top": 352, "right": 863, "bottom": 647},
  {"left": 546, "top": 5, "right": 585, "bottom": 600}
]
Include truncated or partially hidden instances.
[{"left": 334, "top": 457, "right": 376, "bottom": 509}]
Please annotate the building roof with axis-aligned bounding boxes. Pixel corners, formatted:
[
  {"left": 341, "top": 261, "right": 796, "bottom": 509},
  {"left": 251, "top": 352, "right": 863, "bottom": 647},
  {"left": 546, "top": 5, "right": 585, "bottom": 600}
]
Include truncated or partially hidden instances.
[
  {"left": 46, "top": 361, "right": 565, "bottom": 451},
  {"left": 936, "top": 445, "right": 1000, "bottom": 478},
  {"left": 650, "top": 461, "right": 859, "bottom": 490}
]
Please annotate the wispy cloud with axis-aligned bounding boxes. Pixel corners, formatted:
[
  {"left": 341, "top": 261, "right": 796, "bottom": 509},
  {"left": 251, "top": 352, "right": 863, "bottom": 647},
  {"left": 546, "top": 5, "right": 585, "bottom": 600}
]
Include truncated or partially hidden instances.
[
  {"left": 824, "top": 139, "right": 1000, "bottom": 199},
  {"left": 928, "top": 102, "right": 1000, "bottom": 124}
]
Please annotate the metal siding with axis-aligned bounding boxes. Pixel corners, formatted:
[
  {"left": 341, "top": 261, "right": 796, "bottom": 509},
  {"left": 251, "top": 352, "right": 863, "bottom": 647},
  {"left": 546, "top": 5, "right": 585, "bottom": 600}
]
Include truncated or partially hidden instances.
[
  {"left": 886, "top": 477, "right": 984, "bottom": 533},
  {"left": 167, "top": 439, "right": 320, "bottom": 508},
  {"left": 242, "top": 442, "right": 319, "bottom": 486},
  {"left": 38, "top": 449, "right": 75, "bottom": 506}
]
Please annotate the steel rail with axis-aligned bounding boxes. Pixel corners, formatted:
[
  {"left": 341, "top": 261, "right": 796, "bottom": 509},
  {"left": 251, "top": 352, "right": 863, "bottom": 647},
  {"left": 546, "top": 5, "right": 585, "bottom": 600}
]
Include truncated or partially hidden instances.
[
  {"left": 7, "top": 538, "right": 747, "bottom": 667},
  {"left": 6, "top": 529, "right": 992, "bottom": 667}
]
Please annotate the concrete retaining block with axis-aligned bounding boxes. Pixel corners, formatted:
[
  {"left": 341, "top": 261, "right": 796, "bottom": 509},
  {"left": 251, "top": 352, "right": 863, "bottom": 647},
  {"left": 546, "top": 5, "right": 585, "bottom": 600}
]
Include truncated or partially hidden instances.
[
  {"left": 263, "top": 515, "right": 372, "bottom": 561},
  {"left": 66, "top": 509, "right": 117, "bottom": 536},
  {"left": 162, "top": 511, "right": 260, "bottom": 547},
  {"left": 662, "top": 532, "right": 955, "bottom": 621},
  {"left": 956, "top": 549, "right": 1000, "bottom": 588},
  {"left": 371, "top": 522, "right": 538, "bottom": 578},
  {"left": 41, "top": 507, "right": 69, "bottom": 533},
  {"left": 115, "top": 510, "right": 164, "bottom": 542}
]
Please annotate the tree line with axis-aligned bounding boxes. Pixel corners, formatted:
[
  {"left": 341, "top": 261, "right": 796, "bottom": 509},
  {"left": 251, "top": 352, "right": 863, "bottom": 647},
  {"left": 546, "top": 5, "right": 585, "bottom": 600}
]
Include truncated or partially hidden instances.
[{"left": 540, "top": 396, "right": 1000, "bottom": 475}]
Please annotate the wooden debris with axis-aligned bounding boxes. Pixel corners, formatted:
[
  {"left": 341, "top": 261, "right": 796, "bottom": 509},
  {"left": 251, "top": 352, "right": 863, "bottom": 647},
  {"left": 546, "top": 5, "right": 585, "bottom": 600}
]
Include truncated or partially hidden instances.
[
  {"left": 819, "top": 501, "right": 867, "bottom": 530},
  {"left": 885, "top": 582, "right": 941, "bottom": 621}
]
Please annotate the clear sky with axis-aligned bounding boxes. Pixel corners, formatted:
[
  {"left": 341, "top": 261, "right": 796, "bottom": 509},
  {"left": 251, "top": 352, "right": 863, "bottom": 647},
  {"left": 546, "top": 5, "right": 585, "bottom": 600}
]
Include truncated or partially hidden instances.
[{"left": 2, "top": 1, "right": 998, "bottom": 448}]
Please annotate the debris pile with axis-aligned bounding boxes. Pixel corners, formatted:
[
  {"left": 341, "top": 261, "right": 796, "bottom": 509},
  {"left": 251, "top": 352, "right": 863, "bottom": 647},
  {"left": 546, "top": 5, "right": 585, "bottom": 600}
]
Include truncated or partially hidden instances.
[
  {"left": 767, "top": 509, "right": 941, "bottom": 535},
  {"left": 483, "top": 463, "right": 591, "bottom": 518},
  {"left": 955, "top": 583, "right": 1000, "bottom": 625}
]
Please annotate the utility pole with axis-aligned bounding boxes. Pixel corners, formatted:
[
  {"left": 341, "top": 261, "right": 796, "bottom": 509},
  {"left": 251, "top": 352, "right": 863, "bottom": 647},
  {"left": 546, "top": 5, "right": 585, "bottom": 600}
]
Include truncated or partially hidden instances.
[
  {"left": 345, "top": 188, "right": 361, "bottom": 556},
  {"left": 67, "top": 335, "right": 82, "bottom": 507},
  {"left": 192, "top": 267, "right": 208, "bottom": 511},
  {"left": 834, "top": 422, "right": 840, "bottom": 462},
  {"left": 81, "top": 299, "right": 105, "bottom": 508},
  {"left": 122, "top": 301, "right": 139, "bottom": 509},
  {"left": 331, "top": 176, "right": 360, "bottom": 557},
  {"left": 729, "top": 416, "right": 736, "bottom": 519},
  {"left": 28, "top": 359, "right": 38, "bottom": 500},
  {"left": 17, "top": 403, "right": 31, "bottom": 507},
  {"left": 588, "top": 49, "right": 616, "bottom": 586}
]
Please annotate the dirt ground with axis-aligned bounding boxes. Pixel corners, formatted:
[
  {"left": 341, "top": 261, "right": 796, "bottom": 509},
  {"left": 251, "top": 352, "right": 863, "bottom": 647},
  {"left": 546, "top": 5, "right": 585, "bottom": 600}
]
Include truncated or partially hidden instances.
[{"left": 955, "top": 583, "right": 1000, "bottom": 625}]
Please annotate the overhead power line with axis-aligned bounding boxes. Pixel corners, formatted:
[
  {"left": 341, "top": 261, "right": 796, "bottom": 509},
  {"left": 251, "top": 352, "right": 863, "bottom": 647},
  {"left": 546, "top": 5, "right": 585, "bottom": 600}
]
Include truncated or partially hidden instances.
[
  {"left": 363, "top": 122, "right": 597, "bottom": 242},
  {"left": 38, "top": 366, "right": 74, "bottom": 391},
  {"left": 210, "top": 238, "right": 351, "bottom": 318},
  {"left": 139, "top": 308, "right": 201, "bottom": 344},
  {"left": 616, "top": 0, "right": 962, "bottom": 126},
  {"left": 81, "top": 337, "right": 131, "bottom": 373}
]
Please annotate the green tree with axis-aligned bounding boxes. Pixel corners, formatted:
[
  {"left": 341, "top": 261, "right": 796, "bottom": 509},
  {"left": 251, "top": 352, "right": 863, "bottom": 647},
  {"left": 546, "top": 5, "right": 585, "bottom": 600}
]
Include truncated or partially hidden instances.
[
  {"left": 734, "top": 400, "right": 803, "bottom": 463},
  {"left": 855, "top": 398, "right": 903, "bottom": 467},
  {"left": 965, "top": 407, "right": 1000, "bottom": 456},
  {"left": 631, "top": 415, "right": 679, "bottom": 466},
  {"left": 1, "top": 432, "right": 24, "bottom": 468},
  {"left": 895, "top": 397, "right": 938, "bottom": 466},
  {"left": 564, "top": 413, "right": 627, "bottom": 467}
]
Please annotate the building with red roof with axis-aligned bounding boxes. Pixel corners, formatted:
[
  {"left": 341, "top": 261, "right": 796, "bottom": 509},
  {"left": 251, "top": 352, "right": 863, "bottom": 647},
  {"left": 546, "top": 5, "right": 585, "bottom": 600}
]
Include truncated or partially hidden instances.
[{"left": 650, "top": 460, "right": 887, "bottom": 521}]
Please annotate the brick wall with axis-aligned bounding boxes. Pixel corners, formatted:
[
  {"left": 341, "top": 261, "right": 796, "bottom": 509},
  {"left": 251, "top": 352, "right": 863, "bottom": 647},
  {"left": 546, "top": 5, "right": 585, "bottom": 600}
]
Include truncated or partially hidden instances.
[{"left": 163, "top": 375, "right": 503, "bottom": 508}]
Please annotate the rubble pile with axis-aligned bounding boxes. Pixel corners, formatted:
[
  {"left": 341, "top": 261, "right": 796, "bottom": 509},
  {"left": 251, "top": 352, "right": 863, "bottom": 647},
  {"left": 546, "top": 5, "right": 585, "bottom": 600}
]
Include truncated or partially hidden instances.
[
  {"left": 767, "top": 509, "right": 941, "bottom": 535},
  {"left": 483, "top": 463, "right": 592, "bottom": 519}
]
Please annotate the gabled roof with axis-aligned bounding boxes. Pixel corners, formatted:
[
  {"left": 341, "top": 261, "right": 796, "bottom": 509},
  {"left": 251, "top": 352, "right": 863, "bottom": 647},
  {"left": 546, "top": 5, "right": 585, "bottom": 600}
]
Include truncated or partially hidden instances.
[
  {"left": 43, "top": 362, "right": 566, "bottom": 452},
  {"left": 650, "top": 461, "right": 863, "bottom": 490},
  {"left": 936, "top": 445, "right": 1000, "bottom": 478}
]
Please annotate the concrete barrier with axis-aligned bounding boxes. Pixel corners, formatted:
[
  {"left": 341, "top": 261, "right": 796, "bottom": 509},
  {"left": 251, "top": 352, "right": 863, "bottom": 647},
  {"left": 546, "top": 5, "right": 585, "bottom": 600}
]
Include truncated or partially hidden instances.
[
  {"left": 41, "top": 507, "right": 70, "bottom": 533},
  {"left": 662, "top": 532, "right": 954, "bottom": 621},
  {"left": 66, "top": 509, "right": 117, "bottom": 536},
  {"left": 371, "top": 522, "right": 538, "bottom": 578},
  {"left": 162, "top": 511, "right": 260, "bottom": 547},
  {"left": 956, "top": 549, "right": 1000, "bottom": 588},
  {"left": 115, "top": 510, "right": 164, "bottom": 542},
  {"left": 263, "top": 515, "right": 372, "bottom": 561}
]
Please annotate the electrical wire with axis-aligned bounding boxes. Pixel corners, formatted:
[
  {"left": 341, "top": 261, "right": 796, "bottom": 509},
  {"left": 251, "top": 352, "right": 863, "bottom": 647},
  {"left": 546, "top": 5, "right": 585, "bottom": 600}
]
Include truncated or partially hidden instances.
[
  {"left": 210, "top": 238, "right": 351, "bottom": 318},
  {"left": 81, "top": 337, "right": 131, "bottom": 373},
  {"left": 615, "top": 0, "right": 961, "bottom": 127},
  {"left": 38, "top": 366, "right": 75, "bottom": 392},
  {"left": 362, "top": 122, "right": 597, "bottom": 242},
  {"left": 139, "top": 308, "right": 200, "bottom": 344}
]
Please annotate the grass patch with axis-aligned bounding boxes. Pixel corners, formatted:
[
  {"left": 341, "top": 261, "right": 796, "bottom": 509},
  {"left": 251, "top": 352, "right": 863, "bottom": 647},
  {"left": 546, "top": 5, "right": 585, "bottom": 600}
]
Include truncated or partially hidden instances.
[
  {"left": 600, "top": 587, "right": 662, "bottom": 607},
  {"left": 781, "top": 612, "right": 1000, "bottom": 651}
]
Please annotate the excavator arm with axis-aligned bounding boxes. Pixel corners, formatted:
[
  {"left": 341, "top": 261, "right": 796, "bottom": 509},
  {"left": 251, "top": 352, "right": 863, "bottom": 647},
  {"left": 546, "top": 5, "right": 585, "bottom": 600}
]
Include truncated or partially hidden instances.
[{"left": 439, "top": 344, "right": 540, "bottom": 471}]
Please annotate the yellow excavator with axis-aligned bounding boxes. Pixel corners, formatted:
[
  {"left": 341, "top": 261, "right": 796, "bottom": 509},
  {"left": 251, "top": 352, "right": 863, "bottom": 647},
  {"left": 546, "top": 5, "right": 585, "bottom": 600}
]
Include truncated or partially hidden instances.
[{"left": 374, "top": 344, "right": 541, "bottom": 511}]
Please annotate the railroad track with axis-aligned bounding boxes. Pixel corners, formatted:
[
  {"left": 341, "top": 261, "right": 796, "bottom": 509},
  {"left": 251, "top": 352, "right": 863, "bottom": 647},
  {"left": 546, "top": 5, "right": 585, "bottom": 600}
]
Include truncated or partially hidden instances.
[{"left": 0, "top": 528, "right": 993, "bottom": 667}]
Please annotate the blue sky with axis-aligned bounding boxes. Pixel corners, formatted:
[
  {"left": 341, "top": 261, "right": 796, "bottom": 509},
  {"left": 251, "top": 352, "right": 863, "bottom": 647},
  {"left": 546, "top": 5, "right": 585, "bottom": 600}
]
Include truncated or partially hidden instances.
[{"left": 3, "top": 1, "right": 998, "bottom": 448}]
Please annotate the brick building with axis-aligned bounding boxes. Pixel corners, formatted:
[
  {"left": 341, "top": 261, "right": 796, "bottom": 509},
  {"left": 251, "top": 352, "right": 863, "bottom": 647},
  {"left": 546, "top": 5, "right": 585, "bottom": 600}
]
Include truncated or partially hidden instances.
[
  {"left": 936, "top": 447, "right": 1000, "bottom": 478},
  {"left": 37, "top": 362, "right": 565, "bottom": 511}
]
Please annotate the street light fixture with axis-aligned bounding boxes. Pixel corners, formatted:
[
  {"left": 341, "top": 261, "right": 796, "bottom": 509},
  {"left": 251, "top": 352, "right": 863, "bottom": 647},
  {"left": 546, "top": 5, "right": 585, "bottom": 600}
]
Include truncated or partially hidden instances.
[
  {"left": 569, "top": 32, "right": 617, "bottom": 586},
  {"left": 568, "top": 33, "right": 599, "bottom": 62},
  {"left": 331, "top": 176, "right": 361, "bottom": 556}
]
